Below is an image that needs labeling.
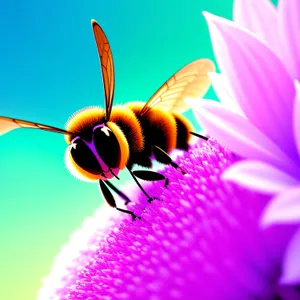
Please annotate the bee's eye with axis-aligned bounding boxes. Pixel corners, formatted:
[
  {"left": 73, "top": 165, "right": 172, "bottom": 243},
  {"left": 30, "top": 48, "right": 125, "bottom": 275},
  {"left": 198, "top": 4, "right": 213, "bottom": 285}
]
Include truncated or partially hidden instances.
[
  {"left": 69, "top": 139, "right": 101, "bottom": 175},
  {"left": 93, "top": 126, "right": 121, "bottom": 169}
]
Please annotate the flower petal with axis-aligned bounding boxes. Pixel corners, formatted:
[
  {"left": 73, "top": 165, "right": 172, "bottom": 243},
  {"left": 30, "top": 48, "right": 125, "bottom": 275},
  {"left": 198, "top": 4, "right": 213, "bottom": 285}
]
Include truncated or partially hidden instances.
[
  {"left": 209, "top": 72, "right": 244, "bottom": 116},
  {"left": 261, "top": 186, "right": 300, "bottom": 227},
  {"left": 192, "top": 100, "right": 298, "bottom": 175},
  {"left": 280, "top": 227, "right": 300, "bottom": 285},
  {"left": 278, "top": 0, "right": 300, "bottom": 80},
  {"left": 294, "top": 81, "right": 300, "bottom": 157},
  {"left": 233, "top": 0, "right": 279, "bottom": 52},
  {"left": 222, "top": 160, "right": 299, "bottom": 194},
  {"left": 203, "top": 12, "right": 297, "bottom": 160}
]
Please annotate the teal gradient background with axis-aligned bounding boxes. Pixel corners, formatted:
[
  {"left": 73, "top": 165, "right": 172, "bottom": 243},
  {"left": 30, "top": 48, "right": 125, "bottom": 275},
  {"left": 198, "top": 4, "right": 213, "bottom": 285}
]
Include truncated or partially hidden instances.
[{"left": 0, "top": 0, "right": 275, "bottom": 299}]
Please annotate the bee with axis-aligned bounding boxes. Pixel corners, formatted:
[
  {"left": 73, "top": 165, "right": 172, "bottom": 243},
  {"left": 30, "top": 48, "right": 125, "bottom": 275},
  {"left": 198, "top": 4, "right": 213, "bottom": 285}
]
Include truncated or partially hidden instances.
[{"left": 0, "top": 20, "right": 215, "bottom": 219}]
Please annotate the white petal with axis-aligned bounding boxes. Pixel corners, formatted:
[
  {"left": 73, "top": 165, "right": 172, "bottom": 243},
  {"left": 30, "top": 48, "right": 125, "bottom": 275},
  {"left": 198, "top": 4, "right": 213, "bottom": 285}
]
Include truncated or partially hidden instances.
[
  {"left": 208, "top": 72, "right": 245, "bottom": 116},
  {"left": 261, "top": 186, "right": 300, "bottom": 227},
  {"left": 222, "top": 160, "right": 299, "bottom": 194},
  {"left": 203, "top": 11, "right": 298, "bottom": 161},
  {"left": 278, "top": 0, "right": 300, "bottom": 79},
  {"left": 294, "top": 81, "right": 300, "bottom": 157},
  {"left": 192, "top": 100, "right": 298, "bottom": 175},
  {"left": 233, "top": 0, "right": 279, "bottom": 52},
  {"left": 280, "top": 227, "right": 300, "bottom": 285}
]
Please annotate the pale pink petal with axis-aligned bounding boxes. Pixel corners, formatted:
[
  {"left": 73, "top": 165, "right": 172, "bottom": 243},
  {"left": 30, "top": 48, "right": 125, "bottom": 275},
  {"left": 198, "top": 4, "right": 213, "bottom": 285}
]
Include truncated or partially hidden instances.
[
  {"left": 233, "top": 0, "right": 279, "bottom": 52},
  {"left": 278, "top": 0, "right": 300, "bottom": 79},
  {"left": 261, "top": 186, "right": 300, "bottom": 227},
  {"left": 294, "top": 81, "right": 300, "bottom": 157},
  {"left": 222, "top": 160, "right": 299, "bottom": 194},
  {"left": 191, "top": 100, "right": 298, "bottom": 175},
  {"left": 203, "top": 12, "right": 298, "bottom": 160},
  {"left": 208, "top": 72, "right": 245, "bottom": 116},
  {"left": 280, "top": 227, "right": 300, "bottom": 285}
]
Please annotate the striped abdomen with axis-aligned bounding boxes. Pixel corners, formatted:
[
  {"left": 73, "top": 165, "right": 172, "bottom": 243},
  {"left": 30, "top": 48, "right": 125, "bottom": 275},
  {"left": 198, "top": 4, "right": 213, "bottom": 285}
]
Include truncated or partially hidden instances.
[{"left": 113, "top": 102, "right": 194, "bottom": 170}]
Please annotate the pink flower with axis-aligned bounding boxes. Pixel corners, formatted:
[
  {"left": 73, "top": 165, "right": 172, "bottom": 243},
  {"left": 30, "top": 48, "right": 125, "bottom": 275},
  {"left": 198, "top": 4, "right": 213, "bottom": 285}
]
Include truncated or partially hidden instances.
[
  {"left": 190, "top": 0, "right": 300, "bottom": 284},
  {"left": 38, "top": 139, "right": 299, "bottom": 299}
]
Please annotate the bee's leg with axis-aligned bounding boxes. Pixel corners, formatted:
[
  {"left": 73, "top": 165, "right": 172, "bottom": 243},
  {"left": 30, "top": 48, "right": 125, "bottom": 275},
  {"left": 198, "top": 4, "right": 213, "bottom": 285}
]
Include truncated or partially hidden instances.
[
  {"left": 99, "top": 180, "right": 139, "bottom": 220},
  {"left": 133, "top": 170, "right": 169, "bottom": 188},
  {"left": 190, "top": 132, "right": 208, "bottom": 140},
  {"left": 105, "top": 180, "right": 131, "bottom": 205},
  {"left": 115, "top": 207, "right": 139, "bottom": 220},
  {"left": 153, "top": 145, "right": 187, "bottom": 175},
  {"left": 127, "top": 168, "right": 159, "bottom": 203}
]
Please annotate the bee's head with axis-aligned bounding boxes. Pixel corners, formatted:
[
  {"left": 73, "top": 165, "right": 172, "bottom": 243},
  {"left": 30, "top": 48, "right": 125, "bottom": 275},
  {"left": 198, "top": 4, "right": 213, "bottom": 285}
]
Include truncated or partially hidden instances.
[{"left": 65, "top": 123, "right": 122, "bottom": 181}]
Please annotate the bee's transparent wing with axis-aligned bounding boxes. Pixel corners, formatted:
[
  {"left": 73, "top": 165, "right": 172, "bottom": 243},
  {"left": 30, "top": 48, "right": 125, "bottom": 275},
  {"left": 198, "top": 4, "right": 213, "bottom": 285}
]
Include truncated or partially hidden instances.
[
  {"left": 92, "top": 20, "right": 115, "bottom": 121},
  {"left": 0, "top": 116, "right": 71, "bottom": 136},
  {"left": 139, "top": 59, "right": 215, "bottom": 116}
]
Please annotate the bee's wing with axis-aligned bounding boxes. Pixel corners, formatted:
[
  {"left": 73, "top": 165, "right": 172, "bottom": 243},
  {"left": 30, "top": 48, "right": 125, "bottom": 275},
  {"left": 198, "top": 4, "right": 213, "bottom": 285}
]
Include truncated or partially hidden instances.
[
  {"left": 139, "top": 59, "right": 215, "bottom": 116},
  {"left": 92, "top": 20, "right": 115, "bottom": 121},
  {"left": 0, "top": 116, "right": 71, "bottom": 136}
]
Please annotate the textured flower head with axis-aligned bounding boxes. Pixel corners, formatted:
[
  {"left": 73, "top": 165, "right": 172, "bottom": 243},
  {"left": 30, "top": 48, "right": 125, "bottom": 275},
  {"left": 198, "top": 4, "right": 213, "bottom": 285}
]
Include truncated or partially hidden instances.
[
  {"left": 38, "top": 139, "right": 299, "bottom": 299},
  {"left": 188, "top": 0, "right": 300, "bottom": 285}
]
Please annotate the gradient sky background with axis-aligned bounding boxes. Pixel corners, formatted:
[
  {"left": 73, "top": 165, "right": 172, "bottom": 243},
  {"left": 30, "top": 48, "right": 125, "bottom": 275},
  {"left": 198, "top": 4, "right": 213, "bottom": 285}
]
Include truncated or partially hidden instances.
[{"left": 0, "top": 0, "right": 277, "bottom": 299}]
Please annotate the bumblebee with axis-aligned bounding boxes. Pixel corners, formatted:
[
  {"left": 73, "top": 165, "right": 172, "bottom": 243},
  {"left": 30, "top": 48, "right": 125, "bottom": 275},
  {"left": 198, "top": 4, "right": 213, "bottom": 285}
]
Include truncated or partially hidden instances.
[{"left": 0, "top": 20, "right": 215, "bottom": 219}]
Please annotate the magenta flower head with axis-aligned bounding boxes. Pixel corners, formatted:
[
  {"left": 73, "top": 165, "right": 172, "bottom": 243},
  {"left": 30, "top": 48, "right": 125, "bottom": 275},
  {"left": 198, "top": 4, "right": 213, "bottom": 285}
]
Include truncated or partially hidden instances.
[
  {"left": 190, "top": 0, "right": 300, "bottom": 285},
  {"left": 38, "top": 138, "right": 300, "bottom": 299}
]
